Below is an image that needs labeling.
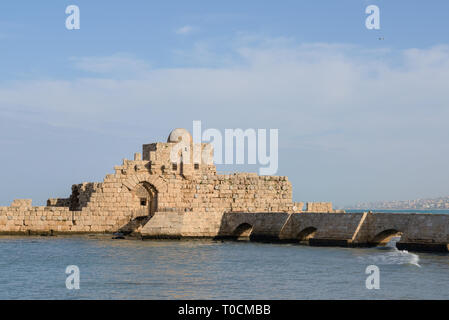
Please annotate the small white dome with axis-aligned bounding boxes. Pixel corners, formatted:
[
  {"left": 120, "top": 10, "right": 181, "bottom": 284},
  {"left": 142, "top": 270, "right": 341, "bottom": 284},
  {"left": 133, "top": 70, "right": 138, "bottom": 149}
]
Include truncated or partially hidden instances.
[{"left": 167, "top": 128, "right": 192, "bottom": 143}]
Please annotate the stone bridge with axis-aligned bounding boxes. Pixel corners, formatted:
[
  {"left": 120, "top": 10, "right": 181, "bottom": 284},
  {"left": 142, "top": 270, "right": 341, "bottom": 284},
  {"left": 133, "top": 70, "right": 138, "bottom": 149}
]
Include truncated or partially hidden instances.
[{"left": 140, "top": 211, "right": 449, "bottom": 252}]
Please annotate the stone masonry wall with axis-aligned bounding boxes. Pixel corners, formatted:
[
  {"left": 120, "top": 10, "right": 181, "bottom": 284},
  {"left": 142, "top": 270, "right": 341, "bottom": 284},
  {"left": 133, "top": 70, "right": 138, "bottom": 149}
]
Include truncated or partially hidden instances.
[{"left": 305, "top": 202, "right": 333, "bottom": 213}]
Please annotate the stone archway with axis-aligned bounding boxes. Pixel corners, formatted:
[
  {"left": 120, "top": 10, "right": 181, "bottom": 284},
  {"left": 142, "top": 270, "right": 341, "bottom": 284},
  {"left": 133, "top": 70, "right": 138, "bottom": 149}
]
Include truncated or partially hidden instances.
[
  {"left": 297, "top": 227, "right": 317, "bottom": 243},
  {"left": 132, "top": 182, "right": 158, "bottom": 217},
  {"left": 370, "top": 229, "right": 403, "bottom": 246},
  {"left": 233, "top": 223, "right": 253, "bottom": 240}
]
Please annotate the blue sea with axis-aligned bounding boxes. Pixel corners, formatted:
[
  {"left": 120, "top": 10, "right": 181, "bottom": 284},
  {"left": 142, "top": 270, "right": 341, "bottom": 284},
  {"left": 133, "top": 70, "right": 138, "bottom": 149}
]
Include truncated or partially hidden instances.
[{"left": 0, "top": 235, "right": 447, "bottom": 300}]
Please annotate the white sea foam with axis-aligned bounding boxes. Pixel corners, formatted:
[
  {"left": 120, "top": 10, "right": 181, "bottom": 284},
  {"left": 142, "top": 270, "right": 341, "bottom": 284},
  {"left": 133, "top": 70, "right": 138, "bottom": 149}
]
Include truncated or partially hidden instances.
[
  {"left": 381, "top": 248, "right": 420, "bottom": 267},
  {"left": 358, "top": 247, "right": 421, "bottom": 267},
  {"left": 358, "top": 236, "right": 421, "bottom": 267}
]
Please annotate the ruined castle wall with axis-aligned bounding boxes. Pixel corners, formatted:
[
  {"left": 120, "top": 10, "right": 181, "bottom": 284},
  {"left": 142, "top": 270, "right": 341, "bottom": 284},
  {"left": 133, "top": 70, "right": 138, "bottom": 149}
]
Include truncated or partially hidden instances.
[
  {"left": 180, "top": 173, "right": 299, "bottom": 214},
  {"left": 0, "top": 164, "right": 304, "bottom": 235},
  {"left": 142, "top": 142, "right": 216, "bottom": 177},
  {"left": 0, "top": 204, "right": 74, "bottom": 234},
  {"left": 0, "top": 170, "right": 158, "bottom": 234},
  {"left": 47, "top": 198, "right": 70, "bottom": 207},
  {"left": 0, "top": 201, "right": 131, "bottom": 234},
  {"left": 305, "top": 202, "right": 334, "bottom": 213},
  {"left": 71, "top": 173, "right": 154, "bottom": 232},
  {"left": 115, "top": 147, "right": 302, "bottom": 215}
]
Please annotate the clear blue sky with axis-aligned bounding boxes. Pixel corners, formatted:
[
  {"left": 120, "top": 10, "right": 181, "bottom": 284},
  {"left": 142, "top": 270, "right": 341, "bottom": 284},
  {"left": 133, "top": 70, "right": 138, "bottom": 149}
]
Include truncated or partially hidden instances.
[{"left": 1, "top": 1, "right": 449, "bottom": 206}]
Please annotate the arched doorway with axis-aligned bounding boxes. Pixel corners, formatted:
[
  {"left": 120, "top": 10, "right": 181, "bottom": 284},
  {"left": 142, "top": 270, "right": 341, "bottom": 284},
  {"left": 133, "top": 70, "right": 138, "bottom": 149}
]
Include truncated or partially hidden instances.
[
  {"left": 370, "top": 229, "right": 403, "bottom": 246},
  {"left": 232, "top": 223, "right": 253, "bottom": 240},
  {"left": 133, "top": 182, "right": 158, "bottom": 217},
  {"left": 297, "top": 227, "right": 317, "bottom": 244}
]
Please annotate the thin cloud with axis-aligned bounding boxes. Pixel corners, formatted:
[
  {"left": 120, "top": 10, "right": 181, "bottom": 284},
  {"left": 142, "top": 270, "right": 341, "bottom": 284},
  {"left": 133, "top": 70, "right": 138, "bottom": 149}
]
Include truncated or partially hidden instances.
[
  {"left": 69, "top": 53, "right": 150, "bottom": 75},
  {"left": 175, "top": 25, "right": 195, "bottom": 35}
]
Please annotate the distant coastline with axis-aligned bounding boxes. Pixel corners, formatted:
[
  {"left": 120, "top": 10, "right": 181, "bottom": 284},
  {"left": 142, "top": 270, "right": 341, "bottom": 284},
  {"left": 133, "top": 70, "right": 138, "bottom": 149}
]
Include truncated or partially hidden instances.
[
  {"left": 345, "top": 209, "right": 449, "bottom": 214},
  {"left": 345, "top": 196, "right": 449, "bottom": 211}
]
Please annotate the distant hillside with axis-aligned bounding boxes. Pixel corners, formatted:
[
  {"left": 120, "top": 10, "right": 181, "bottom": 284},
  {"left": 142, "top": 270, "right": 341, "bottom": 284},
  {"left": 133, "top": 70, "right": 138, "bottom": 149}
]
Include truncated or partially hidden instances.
[{"left": 348, "top": 196, "right": 449, "bottom": 210}]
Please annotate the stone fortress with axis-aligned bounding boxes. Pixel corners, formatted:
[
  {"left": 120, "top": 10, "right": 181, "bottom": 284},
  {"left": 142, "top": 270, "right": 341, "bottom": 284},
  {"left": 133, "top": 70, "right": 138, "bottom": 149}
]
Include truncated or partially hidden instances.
[{"left": 1, "top": 129, "right": 448, "bottom": 252}]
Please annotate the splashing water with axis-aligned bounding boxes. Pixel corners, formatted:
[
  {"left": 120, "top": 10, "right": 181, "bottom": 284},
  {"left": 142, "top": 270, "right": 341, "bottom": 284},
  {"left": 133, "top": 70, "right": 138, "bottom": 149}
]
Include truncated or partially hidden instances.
[
  {"left": 358, "top": 237, "right": 421, "bottom": 267},
  {"left": 377, "top": 247, "right": 420, "bottom": 267}
]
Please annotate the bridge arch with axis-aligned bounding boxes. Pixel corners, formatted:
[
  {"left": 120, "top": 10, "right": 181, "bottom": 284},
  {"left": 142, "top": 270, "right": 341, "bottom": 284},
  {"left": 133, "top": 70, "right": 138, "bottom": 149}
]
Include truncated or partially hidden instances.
[
  {"left": 297, "top": 227, "right": 317, "bottom": 243},
  {"left": 370, "top": 229, "right": 403, "bottom": 246},
  {"left": 232, "top": 223, "right": 253, "bottom": 240}
]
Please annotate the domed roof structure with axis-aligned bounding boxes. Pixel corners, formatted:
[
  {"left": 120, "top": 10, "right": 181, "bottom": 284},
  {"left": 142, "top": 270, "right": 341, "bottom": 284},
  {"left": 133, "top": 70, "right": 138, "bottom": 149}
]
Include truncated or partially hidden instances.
[{"left": 167, "top": 128, "right": 192, "bottom": 143}]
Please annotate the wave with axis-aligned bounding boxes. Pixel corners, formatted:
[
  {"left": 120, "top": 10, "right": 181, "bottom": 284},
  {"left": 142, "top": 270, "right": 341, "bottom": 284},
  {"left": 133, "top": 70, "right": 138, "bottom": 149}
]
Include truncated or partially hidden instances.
[
  {"left": 358, "top": 248, "right": 421, "bottom": 267},
  {"left": 358, "top": 237, "right": 421, "bottom": 267}
]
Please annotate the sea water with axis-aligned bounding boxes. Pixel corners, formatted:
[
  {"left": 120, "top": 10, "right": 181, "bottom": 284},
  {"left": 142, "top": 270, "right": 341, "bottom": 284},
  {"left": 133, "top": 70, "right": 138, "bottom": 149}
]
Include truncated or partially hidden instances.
[{"left": 0, "top": 235, "right": 447, "bottom": 299}]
